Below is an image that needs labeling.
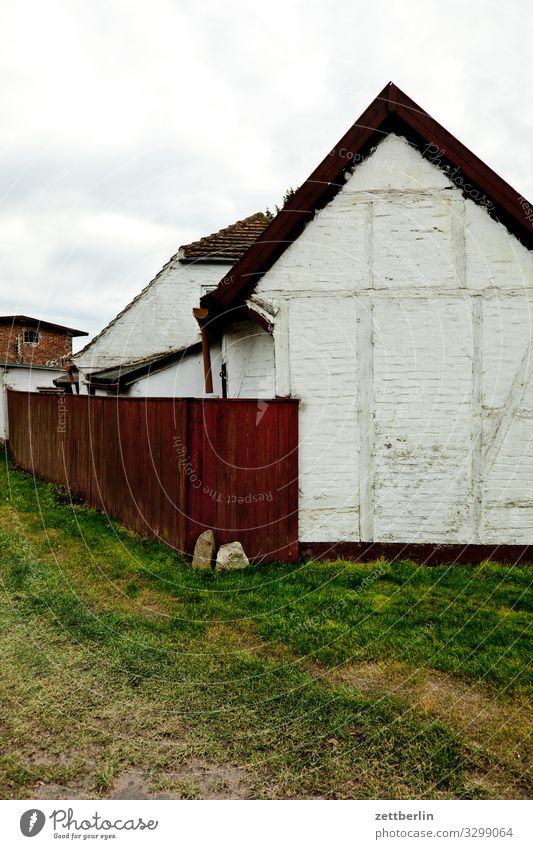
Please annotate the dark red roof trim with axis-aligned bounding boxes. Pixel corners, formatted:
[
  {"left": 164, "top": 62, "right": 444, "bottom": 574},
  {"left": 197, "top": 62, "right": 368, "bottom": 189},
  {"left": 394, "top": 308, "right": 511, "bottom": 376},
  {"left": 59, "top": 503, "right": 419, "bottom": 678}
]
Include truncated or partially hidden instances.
[{"left": 202, "top": 82, "right": 533, "bottom": 316}]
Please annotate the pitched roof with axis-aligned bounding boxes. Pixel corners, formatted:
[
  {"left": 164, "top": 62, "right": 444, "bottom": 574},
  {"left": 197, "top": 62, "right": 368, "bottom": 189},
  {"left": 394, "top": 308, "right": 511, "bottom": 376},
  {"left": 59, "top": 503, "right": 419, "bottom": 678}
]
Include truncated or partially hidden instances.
[
  {"left": 202, "top": 81, "right": 533, "bottom": 316},
  {"left": 81, "top": 343, "right": 202, "bottom": 389},
  {"left": 0, "top": 315, "right": 88, "bottom": 337},
  {"left": 179, "top": 213, "right": 270, "bottom": 262}
]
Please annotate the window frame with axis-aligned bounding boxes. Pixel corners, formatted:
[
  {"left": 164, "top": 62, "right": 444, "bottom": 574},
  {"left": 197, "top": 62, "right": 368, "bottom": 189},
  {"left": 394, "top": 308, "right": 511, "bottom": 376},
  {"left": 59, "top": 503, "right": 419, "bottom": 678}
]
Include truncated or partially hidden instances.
[{"left": 23, "top": 329, "right": 40, "bottom": 345}]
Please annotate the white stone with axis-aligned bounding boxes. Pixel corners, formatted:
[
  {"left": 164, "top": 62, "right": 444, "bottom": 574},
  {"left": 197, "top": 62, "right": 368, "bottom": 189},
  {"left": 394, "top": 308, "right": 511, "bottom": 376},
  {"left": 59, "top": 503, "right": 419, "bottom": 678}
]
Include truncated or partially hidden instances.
[{"left": 215, "top": 541, "right": 250, "bottom": 570}]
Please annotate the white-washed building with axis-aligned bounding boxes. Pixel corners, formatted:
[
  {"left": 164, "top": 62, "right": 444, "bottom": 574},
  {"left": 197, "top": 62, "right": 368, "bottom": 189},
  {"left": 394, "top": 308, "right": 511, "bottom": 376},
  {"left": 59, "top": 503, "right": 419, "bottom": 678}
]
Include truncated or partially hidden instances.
[{"left": 198, "top": 83, "right": 533, "bottom": 551}]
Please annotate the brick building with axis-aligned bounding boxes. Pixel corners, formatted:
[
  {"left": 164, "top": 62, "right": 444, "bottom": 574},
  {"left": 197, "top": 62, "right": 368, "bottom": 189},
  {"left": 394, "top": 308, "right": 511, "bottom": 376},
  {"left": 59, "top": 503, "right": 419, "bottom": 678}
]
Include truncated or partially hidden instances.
[
  {"left": 0, "top": 315, "right": 88, "bottom": 367},
  {"left": 1, "top": 316, "right": 87, "bottom": 443}
]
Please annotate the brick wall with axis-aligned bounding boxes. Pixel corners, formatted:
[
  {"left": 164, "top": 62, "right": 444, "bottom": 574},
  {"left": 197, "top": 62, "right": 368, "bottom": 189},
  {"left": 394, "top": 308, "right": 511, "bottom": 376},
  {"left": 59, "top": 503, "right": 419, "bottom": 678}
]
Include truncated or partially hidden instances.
[{"left": 0, "top": 322, "right": 73, "bottom": 366}]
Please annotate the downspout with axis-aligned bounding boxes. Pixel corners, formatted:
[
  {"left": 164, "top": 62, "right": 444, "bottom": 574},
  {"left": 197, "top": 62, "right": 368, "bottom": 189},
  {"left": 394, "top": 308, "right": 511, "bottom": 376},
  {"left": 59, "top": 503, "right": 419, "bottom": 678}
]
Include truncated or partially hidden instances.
[
  {"left": 192, "top": 308, "right": 213, "bottom": 394},
  {"left": 67, "top": 363, "right": 79, "bottom": 394}
]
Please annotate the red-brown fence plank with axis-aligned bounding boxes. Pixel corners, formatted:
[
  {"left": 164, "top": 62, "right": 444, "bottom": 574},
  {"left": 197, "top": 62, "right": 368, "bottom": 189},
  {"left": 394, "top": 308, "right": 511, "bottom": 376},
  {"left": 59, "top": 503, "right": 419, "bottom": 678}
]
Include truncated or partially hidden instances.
[{"left": 6, "top": 391, "right": 299, "bottom": 563}]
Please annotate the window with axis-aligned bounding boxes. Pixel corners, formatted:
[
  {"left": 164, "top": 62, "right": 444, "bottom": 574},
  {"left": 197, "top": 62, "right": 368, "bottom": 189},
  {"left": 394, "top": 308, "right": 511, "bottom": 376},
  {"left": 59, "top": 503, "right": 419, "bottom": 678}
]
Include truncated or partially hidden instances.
[{"left": 23, "top": 329, "right": 40, "bottom": 345}]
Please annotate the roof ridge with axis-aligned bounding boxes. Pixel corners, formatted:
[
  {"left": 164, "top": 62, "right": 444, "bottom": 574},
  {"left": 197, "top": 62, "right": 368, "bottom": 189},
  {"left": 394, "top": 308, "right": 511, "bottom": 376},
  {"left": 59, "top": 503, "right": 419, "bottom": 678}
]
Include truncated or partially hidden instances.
[{"left": 203, "top": 82, "right": 533, "bottom": 313}]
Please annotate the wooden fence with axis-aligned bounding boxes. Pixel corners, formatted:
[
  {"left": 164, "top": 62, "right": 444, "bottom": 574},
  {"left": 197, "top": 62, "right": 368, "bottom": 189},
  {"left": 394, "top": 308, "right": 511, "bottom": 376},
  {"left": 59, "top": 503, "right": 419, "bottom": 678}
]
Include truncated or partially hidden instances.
[{"left": 7, "top": 392, "right": 299, "bottom": 562}]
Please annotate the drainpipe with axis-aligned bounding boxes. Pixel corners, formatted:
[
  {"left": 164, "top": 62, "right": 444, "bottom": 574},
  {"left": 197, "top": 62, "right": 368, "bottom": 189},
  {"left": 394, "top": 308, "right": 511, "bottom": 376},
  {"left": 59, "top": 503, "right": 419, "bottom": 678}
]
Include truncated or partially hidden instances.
[
  {"left": 66, "top": 363, "right": 79, "bottom": 394},
  {"left": 192, "top": 308, "right": 213, "bottom": 394}
]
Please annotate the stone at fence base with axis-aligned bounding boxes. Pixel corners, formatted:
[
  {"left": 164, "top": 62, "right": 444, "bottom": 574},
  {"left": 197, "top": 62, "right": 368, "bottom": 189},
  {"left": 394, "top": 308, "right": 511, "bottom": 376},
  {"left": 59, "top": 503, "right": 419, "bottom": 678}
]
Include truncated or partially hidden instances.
[
  {"left": 215, "top": 541, "right": 250, "bottom": 570},
  {"left": 192, "top": 529, "right": 216, "bottom": 570}
]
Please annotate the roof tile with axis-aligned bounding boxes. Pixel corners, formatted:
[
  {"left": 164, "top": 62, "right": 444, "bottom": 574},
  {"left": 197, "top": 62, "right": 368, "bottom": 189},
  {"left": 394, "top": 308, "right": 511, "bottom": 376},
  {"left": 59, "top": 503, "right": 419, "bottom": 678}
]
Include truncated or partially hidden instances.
[{"left": 180, "top": 212, "right": 269, "bottom": 261}]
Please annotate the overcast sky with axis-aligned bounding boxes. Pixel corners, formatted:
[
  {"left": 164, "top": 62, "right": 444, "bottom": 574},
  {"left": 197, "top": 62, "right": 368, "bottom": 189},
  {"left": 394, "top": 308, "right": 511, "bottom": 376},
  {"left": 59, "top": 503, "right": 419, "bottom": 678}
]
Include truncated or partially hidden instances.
[{"left": 2, "top": 0, "right": 533, "bottom": 347}]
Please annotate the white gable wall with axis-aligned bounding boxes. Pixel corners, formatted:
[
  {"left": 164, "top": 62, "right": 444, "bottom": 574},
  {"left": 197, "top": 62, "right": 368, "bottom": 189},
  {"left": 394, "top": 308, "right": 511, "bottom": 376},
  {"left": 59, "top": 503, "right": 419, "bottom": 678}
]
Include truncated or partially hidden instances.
[
  {"left": 74, "top": 259, "right": 229, "bottom": 374},
  {"left": 223, "top": 134, "right": 533, "bottom": 544}
]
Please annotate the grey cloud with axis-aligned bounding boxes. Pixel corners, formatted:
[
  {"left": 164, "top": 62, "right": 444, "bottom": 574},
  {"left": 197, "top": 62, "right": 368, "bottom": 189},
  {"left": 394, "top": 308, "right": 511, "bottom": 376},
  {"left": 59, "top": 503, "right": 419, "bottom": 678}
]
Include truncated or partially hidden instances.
[{"left": 2, "top": 0, "right": 533, "bottom": 345}]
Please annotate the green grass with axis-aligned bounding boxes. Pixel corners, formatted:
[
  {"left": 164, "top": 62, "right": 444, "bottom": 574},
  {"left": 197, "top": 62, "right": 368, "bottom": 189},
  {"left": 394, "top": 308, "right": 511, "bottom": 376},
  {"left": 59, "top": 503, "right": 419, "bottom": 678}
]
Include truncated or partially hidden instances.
[{"left": 0, "top": 449, "right": 531, "bottom": 799}]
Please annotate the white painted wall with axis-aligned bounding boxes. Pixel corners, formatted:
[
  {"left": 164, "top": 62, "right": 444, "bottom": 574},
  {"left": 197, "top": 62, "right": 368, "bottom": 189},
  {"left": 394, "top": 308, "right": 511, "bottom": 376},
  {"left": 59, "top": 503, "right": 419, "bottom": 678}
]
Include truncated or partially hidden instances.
[
  {"left": 223, "top": 133, "right": 533, "bottom": 545},
  {"left": 73, "top": 257, "right": 230, "bottom": 372},
  {"left": 89, "top": 343, "right": 223, "bottom": 399},
  {"left": 1, "top": 366, "right": 65, "bottom": 442},
  {"left": 223, "top": 321, "right": 275, "bottom": 398},
  {"left": 128, "top": 342, "right": 223, "bottom": 398}
]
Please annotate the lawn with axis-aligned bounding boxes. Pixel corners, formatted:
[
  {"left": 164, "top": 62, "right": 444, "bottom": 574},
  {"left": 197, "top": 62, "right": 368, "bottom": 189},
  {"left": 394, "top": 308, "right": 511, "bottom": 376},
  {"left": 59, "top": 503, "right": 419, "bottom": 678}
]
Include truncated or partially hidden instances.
[{"left": 0, "top": 449, "right": 531, "bottom": 800}]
